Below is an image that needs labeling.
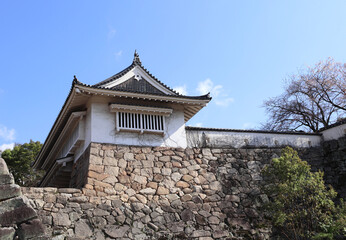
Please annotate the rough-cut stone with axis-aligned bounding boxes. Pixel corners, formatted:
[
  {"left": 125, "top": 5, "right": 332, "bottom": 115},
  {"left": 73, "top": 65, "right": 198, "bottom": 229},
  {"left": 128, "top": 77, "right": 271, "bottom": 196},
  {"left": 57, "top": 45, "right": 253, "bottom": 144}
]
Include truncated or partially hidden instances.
[
  {"left": 210, "top": 181, "right": 222, "bottom": 191},
  {"left": 105, "top": 225, "right": 130, "bottom": 238},
  {"left": 74, "top": 219, "right": 93, "bottom": 238},
  {"left": 124, "top": 153, "right": 134, "bottom": 161},
  {"left": 0, "top": 184, "right": 21, "bottom": 201},
  {"left": 156, "top": 186, "right": 169, "bottom": 195},
  {"left": 0, "top": 174, "right": 14, "bottom": 185},
  {"left": 190, "top": 230, "right": 211, "bottom": 238},
  {"left": 181, "top": 209, "right": 194, "bottom": 222},
  {"left": 17, "top": 219, "right": 45, "bottom": 240},
  {"left": 182, "top": 175, "right": 194, "bottom": 182},
  {"left": 139, "top": 188, "right": 156, "bottom": 195},
  {"left": 52, "top": 212, "right": 71, "bottom": 227},
  {"left": 171, "top": 172, "right": 182, "bottom": 181},
  {"left": 0, "top": 158, "right": 10, "bottom": 175},
  {"left": 0, "top": 197, "right": 37, "bottom": 226},
  {"left": 176, "top": 181, "right": 189, "bottom": 188},
  {"left": 0, "top": 227, "right": 15, "bottom": 240}
]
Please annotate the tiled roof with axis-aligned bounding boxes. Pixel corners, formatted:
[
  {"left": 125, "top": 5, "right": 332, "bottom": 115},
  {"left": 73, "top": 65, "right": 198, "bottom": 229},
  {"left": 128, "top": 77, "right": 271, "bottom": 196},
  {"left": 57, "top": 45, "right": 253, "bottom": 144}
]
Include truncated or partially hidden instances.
[
  {"left": 185, "top": 126, "right": 322, "bottom": 135},
  {"left": 110, "top": 76, "right": 165, "bottom": 95},
  {"left": 74, "top": 76, "right": 211, "bottom": 101},
  {"left": 319, "top": 118, "right": 346, "bottom": 131},
  {"left": 93, "top": 51, "right": 181, "bottom": 96}
]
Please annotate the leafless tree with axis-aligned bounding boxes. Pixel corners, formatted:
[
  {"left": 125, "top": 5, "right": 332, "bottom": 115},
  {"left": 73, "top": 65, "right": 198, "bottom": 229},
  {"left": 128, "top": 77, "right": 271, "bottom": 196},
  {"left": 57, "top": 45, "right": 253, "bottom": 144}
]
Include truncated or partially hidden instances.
[{"left": 263, "top": 58, "right": 345, "bottom": 132}]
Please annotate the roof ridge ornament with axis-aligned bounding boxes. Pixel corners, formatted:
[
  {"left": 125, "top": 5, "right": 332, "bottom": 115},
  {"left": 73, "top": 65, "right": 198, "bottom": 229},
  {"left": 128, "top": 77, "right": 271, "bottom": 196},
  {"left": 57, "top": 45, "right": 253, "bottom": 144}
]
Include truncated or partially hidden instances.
[
  {"left": 133, "top": 50, "right": 142, "bottom": 65},
  {"left": 73, "top": 75, "right": 79, "bottom": 83}
]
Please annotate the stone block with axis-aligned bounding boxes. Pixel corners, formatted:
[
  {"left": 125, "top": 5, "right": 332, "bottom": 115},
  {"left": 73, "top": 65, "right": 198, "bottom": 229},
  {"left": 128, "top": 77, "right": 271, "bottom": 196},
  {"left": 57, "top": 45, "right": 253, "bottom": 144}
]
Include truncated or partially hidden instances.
[
  {"left": 104, "top": 166, "right": 119, "bottom": 176},
  {"left": 139, "top": 188, "right": 156, "bottom": 195},
  {"left": 209, "top": 181, "right": 222, "bottom": 191},
  {"left": 0, "top": 197, "right": 37, "bottom": 226},
  {"left": 190, "top": 230, "right": 211, "bottom": 238},
  {"left": 171, "top": 172, "right": 182, "bottom": 181},
  {"left": 161, "top": 168, "right": 172, "bottom": 176},
  {"left": 89, "top": 155, "right": 102, "bottom": 165},
  {"left": 93, "top": 208, "right": 109, "bottom": 216},
  {"left": 156, "top": 186, "right": 169, "bottom": 195},
  {"left": 181, "top": 209, "right": 194, "bottom": 222},
  {"left": 159, "top": 156, "right": 171, "bottom": 162},
  {"left": 0, "top": 184, "right": 21, "bottom": 201},
  {"left": 69, "top": 196, "right": 88, "bottom": 203},
  {"left": 17, "top": 219, "right": 45, "bottom": 240},
  {"left": 52, "top": 212, "right": 71, "bottom": 227},
  {"left": 176, "top": 181, "right": 189, "bottom": 188},
  {"left": 57, "top": 188, "right": 81, "bottom": 194},
  {"left": 104, "top": 225, "right": 130, "bottom": 238},
  {"left": 103, "top": 157, "right": 116, "bottom": 166},
  {"left": 74, "top": 219, "right": 93, "bottom": 239},
  {"left": 134, "top": 175, "right": 147, "bottom": 185},
  {"left": 181, "top": 175, "right": 194, "bottom": 182},
  {"left": 124, "top": 153, "right": 134, "bottom": 161},
  {"left": 0, "top": 174, "right": 14, "bottom": 185},
  {"left": 0, "top": 158, "right": 10, "bottom": 175},
  {"left": 0, "top": 227, "right": 15, "bottom": 240},
  {"left": 89, "top": 164, "right": 104, "bottom": 173}
]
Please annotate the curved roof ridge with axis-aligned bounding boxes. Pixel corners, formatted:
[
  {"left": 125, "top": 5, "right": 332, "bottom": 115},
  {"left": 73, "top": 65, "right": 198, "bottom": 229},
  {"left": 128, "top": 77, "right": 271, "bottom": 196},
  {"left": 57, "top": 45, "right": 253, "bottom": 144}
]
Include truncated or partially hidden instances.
[
  {"left": 92, "top": 52, "right": 187, "bottom": 96},
  {"left": 92, "top": 63, "right": 135, "bottom": 87}
]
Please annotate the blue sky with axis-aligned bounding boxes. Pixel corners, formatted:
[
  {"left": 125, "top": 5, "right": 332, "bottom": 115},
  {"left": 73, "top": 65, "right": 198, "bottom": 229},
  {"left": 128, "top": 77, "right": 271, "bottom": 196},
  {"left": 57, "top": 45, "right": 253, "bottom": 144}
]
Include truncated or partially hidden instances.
[{"left": 0, "top": 1, "right": 345, "bottom": 150}]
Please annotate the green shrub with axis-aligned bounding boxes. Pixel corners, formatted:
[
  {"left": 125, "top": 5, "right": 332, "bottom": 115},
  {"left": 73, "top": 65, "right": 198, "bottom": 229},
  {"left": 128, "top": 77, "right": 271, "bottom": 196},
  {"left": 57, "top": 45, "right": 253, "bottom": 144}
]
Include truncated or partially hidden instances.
[{"left": 262, "top": 147, "right": 345, "bottom": 239}]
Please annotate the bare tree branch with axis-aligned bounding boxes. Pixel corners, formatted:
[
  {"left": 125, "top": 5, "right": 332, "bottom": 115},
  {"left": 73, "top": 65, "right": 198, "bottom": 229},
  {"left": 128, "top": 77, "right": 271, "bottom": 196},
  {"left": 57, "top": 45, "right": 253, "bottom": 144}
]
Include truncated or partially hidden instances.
[{"left": 263, "top": 58, "right": 345, "bottom": 132}]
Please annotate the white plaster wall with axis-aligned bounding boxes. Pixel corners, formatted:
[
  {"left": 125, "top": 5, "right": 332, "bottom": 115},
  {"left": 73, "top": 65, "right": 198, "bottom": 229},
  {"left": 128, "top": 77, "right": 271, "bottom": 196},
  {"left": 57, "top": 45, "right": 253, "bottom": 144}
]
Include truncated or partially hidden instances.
[
  {"left": 186, "top": 130, "right": 321, "bottom": 148},
  {"left": 73, "top": 109, "right": 92, "bottom": 163},
  {"left": 89, "top": 101, "right": 187, "bottom": 148},
  {"left": 321, "top": 123, "right": 346, "bottom": 141}
]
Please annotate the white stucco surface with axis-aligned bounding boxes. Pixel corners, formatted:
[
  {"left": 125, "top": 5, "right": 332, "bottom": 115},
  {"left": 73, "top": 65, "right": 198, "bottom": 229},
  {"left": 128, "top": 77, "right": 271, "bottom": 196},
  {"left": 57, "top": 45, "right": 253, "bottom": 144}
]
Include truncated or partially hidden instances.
[
  {"left": 186, "top": 129, "right": 321, "bottom": 148},
  {"left": 88, "top": 101, "right": 187, "bottom": 148},
  {"left": 321, "top": 123, "right": 346, "bottom": 141}
]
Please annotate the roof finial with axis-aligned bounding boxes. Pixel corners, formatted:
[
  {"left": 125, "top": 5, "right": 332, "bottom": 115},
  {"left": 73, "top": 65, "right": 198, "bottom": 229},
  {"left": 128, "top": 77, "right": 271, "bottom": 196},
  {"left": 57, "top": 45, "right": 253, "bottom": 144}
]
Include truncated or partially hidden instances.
[
  {"left": 133, "top": 50, "right": 141, "bottom": 65},
  {"left": 73, "top": 75, "right": 79, "bottom": 84}
]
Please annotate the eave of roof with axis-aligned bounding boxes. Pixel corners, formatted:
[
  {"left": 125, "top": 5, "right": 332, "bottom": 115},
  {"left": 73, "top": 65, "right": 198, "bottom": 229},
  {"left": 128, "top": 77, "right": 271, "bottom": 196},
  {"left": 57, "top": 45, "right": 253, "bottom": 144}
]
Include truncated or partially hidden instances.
[
  {"left": 77, "top": 80, "right": 211, "bottom": 101},
  {"left": 33, "top": 80, "right": 78, "bottom": 169},
  {"left": 186, "top": 126, "right": 322, "bottom": 136}
]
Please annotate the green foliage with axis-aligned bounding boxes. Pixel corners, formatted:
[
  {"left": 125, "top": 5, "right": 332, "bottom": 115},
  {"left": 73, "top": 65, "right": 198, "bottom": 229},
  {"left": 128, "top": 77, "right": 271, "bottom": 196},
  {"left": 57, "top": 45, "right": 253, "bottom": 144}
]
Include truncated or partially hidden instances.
[
  {"left": 262, "top": 147, "right": 345, "bottom": 239},
  {"left": 1, "top": 140, "right": 44, "bottom": 186}
]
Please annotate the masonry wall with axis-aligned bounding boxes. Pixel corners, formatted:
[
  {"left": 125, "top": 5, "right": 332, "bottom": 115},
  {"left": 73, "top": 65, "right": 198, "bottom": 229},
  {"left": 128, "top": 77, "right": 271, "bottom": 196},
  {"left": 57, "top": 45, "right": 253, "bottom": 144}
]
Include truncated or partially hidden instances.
[
  {"left": 22, "top": 143, "right": 327, "bottom": 240},
  {"left": 322, "top": 136, "right": 346, "bottom": 199}
]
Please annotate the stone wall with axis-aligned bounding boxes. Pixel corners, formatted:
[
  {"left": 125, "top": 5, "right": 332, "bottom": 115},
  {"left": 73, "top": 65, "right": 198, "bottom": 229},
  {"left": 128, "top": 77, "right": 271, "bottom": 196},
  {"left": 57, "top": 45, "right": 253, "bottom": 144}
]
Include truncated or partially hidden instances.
[
  {"left": 70, "top": 145, "right": 91, "bottom": 189},
  {"left": 22, "top": 143, "right": 323, "bottom": 240},
  {"left": 0, "top": 158, "right": 45, "bottom": 240},
  {"left": 322, "top": 136, "right": 346, "bottom": 199},
  {"left": 6, "top": 135, "right": 342, "bottom": 240}
]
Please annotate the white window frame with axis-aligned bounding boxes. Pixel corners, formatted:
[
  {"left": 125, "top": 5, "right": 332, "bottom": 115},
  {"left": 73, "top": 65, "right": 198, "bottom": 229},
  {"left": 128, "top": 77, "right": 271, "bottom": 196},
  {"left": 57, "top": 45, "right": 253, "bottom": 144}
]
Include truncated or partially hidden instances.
[{"left": 109, "top": 104, "right": 173, "bottom": 135}]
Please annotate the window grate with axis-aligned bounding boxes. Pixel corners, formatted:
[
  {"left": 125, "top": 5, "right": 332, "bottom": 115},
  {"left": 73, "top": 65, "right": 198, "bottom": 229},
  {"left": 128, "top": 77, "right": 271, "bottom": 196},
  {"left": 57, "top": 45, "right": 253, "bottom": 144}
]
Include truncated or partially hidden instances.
[{"left": 117, "top": 112, "right": 165, "bottom": 133}]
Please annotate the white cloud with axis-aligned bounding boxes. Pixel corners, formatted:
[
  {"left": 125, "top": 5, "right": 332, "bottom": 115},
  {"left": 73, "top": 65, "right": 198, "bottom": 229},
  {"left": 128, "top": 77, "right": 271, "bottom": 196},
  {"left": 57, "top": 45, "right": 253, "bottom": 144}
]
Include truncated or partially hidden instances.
[
  {"left": 215, "top": 98, "right": 234, "bottom": 106},
  {"left": 194, "top": 122, "right": 203, "bottom": 127},
  {"left": 115, "top": 50, "right": 122, "bottom": 57},
  {"left": 173, "top": 85, "right": 188, "bottom": 95},
  {"left": 0, "top": 143, "right": 14, "bottom": 152},
  {"left": 114, "top": 50, "right": 122, "bottom": 60},
  {"left": 0, "top": 125, "right": 15, "bottom": 142},
  {"left": 242, "top": 122, "right": 256, "bottom": 129},
  {"left": 108, "top": 26, "right": 116, "bottom": 40},
  {"left": 196, "top": 78, "right": 234, "bottom": 107}
]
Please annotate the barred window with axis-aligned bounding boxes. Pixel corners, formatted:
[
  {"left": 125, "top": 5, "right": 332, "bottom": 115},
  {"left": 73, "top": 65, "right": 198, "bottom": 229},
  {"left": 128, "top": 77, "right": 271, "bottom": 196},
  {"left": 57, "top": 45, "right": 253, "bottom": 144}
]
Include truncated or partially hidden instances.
[{"left": 116, "top": 112, "right": 165, "bottom": 133}]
